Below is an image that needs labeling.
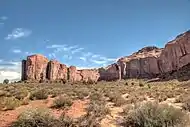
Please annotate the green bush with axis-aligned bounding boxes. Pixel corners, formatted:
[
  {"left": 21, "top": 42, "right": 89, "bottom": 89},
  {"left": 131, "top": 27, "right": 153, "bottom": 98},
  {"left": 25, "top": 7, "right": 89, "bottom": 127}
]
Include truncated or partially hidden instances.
[
  {"left": 29, "top": 89, "right": 48, "bottom": 100},
  {"left": 51, "top": 95, "right": 73, "bottom": 109},
  {"left": 122, "top": 102, "right": 189, "bottom": 127}
]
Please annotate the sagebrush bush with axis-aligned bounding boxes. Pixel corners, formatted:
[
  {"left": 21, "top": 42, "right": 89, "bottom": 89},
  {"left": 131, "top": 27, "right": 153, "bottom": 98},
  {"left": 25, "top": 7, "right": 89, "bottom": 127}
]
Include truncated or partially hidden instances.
[
  {"left": 182, "top": 98, "right": 190, "bottom": 112},
  {"left": 107, "top": 92, "right": 126, "bottom": 106},
  {"left": 29, "top": 89, "right": 48, "bottom": 100},
  {"left": 79, "top": 101, "right": 110, "bottom": 127},
  {"left": 11, "top": 108, "right": 60, "bottom": 127},
  {"left": 0, "top": 97, "right": 21, "bottom": 111},
  {"left": 51, "top": 95, "right": 73, "bottom": 109},
  {"left": 14, "top": 89, "right": 28, "bottom": 100},
  {"left": 122, "top": 102, "right": 189, "bottom": 127}
]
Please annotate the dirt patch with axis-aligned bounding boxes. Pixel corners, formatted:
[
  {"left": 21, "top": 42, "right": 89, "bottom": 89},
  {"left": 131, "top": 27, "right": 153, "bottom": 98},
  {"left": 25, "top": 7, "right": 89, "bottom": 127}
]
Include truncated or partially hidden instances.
[
  {"left": 66, "top": 99, "right": 89, "bottom": 119},
  {"left": 0, "top": 96, "right": 88, "bottom": 127}
]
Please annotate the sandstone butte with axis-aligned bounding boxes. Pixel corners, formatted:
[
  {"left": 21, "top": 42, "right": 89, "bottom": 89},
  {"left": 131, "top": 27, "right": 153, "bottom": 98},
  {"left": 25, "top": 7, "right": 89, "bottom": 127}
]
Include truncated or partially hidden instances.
[{"left": 21, "top": 30, "right": 190, "bottom": 83}]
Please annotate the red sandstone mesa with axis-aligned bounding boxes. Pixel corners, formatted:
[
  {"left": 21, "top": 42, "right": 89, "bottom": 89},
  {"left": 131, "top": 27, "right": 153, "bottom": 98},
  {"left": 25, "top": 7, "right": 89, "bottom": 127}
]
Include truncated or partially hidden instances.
[
  {"left": 22, "top": 30, "right": 190, "bottom": 82},
  {"left": 22, "top": 56, "right": 100, "bottom": 83}
]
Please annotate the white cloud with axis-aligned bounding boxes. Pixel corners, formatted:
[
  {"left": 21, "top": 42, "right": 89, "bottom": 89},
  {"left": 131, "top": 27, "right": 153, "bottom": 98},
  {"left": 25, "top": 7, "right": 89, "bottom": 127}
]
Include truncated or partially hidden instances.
[
  {"left": 79, "top": 57, "right": 87, "bottom": 61},
  {"left": 90, "top": 59, "right": 107, "bottom": 64},
  {"left": 25, "top": 52, "right": 35, "bottom": 56},
  {"left": 46, "top": 44, "right": 66, "bottom": 49},
  {"left": 71, "top": 48, "right": 84, "bottom": 54},
  {"left": 0, "top": 16, "right": 8, "bottom": 21},
  {"left": 12, "top": 49, "right": 21, "bottom": 53},
  {"left": 0, "top": 61, "right": 21, "bottom": 83},
  {"left": 92, "top": 54, "right": 100, "bottom": 58},
  {"left": 5, "top": 28, "right": 32, "bottom": 40}
]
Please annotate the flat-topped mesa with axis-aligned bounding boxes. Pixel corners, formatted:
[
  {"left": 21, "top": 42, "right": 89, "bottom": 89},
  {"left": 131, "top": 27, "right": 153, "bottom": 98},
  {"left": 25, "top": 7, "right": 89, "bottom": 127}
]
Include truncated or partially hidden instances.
[{"left": 22, "top": 55, "right": 100, "bottom": 83}]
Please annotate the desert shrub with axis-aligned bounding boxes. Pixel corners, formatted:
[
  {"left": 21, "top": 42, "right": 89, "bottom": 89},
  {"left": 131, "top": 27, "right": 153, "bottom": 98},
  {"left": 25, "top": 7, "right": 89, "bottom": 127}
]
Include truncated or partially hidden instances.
[
  {"left": 11, "top": 108, "right": 60, "bottom": 127},
  {"left": 51, "top": 95, "right": 73, "bottom": 109},
  {"left": 14, "top": 89, "right": 28, "bottom": 100},
  {"left": 158, "top": 94, "right": 167, "bottom": 102},
  {"left": 78, "top": 101, "right": 110, "bottom": 127},
  {"left": 0, "top": 97, "right": 21, "bottom": 110},
  {"left": 89, "top": 92, "right": 104, "bottom": 101},
  {"left": 3, "top": 79, "right": 9, "bottom": 84},
  {"left": 108, "top": 92, "right": 126, "bottom": 106},
  {"left": 139, "top": 82, "right": 144, "bottom": 87},
  {"left": 121, "top": 102, "right": 189, "bottom": 127},
  {"left": 59, "top": 113, "right": 77, "bottom": 126},
  {"left": 74, "top": 88, "right": 89, "bottom": 99},
  {"left": 182, "top": 97, "right": 190, "bottom": 112},
  {"left": 29, "top": 89, "right": 48, "bottom": 100}
]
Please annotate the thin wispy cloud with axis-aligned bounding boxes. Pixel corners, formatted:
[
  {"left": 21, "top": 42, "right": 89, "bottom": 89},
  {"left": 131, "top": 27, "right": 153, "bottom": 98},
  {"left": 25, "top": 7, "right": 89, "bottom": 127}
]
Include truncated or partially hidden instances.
[
  {"left": 0, "top": 16, "right": 8, "bottom": 21},
  {"left": 25, "top": 52, "right": 36, "bottom": 56},
  {"left": 47, "top": 44, "right": 83, "bottom": 60},
  {"left": 12, "top": 49, "right": 21, "bottom": 53},
  {"left": 46, "top": 44, "right": 117, "bottom": 68},
  {"left": 71, "top": 48, "right": 84, "bottom": 54},
  {"left": 0, "top": 16, "right": 7, "bottom": 26},
  {"left": 46, "top": 44, "right": 66, "bottom": 49},
  {"left": 5, "top": 28, "right": 32, "bottom": 40},
  {"left": 79, "top": 57, "right": 87, "bottom": 61}
]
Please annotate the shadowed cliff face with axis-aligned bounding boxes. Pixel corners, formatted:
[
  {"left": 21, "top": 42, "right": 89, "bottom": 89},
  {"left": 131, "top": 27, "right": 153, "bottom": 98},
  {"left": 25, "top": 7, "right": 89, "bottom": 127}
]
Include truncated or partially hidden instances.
[{"left": 22, "top": 30, "right": 190, "bottom": 82}]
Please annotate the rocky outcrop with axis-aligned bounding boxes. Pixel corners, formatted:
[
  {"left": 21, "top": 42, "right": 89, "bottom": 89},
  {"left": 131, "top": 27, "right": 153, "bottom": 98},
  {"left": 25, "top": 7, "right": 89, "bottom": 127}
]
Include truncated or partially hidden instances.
[
  {"left": 22, "top": 55, "right": 99, "bottom": 83},
  {"left": 23, "top": 54, "right": 49, "bottom": 82},
  {"left": 47, "top": 60, "right": 68, "bottom": 81},
  {"left": 117, "top": 46, "right": 162, "bottom": 79},
  {"left": 117, "top": 30, "right": 190, "bottom": 79},
  {"left": 98, "top": 63, "right": 121, "bottom": 81},
  {"left": 158, "top": 31, "right": 190, "bottom": 73},
  {"left": 22, "top": 30, "right": 190, "bottom": 82}
]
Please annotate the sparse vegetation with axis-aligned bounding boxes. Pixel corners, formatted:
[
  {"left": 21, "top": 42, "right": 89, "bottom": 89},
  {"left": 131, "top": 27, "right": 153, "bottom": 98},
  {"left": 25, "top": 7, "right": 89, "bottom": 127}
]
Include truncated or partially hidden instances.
[
  {"left": 29, "top": 89, "right": 48, "bottom": 100},
  {"left": 3, "top": 79, "right": 9, "bottom": 84},
  {"left": 1, "top": 79, "right": 190, "bottom": 126},
  {"left": 121, "top": 102, "right": 189, "bottom": 127},
  {"left": 0, "top": 97, "right": 21, "bottom": 111},
  {"left": 51, "top": 95, "right": 73, "bottom": 109},
  {"left": 11, "top": 108, "right": 60, "bottom": 127}
]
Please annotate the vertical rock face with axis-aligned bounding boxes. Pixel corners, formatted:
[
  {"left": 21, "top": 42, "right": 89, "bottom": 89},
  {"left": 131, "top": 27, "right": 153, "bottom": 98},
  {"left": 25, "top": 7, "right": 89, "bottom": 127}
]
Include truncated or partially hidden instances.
[
  {"left": 158, "top": 31, "right": 190, "bottom": 73},
  {"left": 117, "top": 47, "right": 162, "bottom": 79},
  {"left": 80, "top": 69, "right": 100, "bottom": 82},
  {"left": 68, "top": 66, "right": 100, "bottom": 82},
  {"left": 24, "top": 54, "right": 49, "bottom": 81},
  {"left": 47, "top": 60, "right": 67, "bottom": 81},
  {"left": 98, "top": 63, "right": 121, "bottom": 81},
  {"left": 21, "top": 60, "right": 27, "bottom": 81}
]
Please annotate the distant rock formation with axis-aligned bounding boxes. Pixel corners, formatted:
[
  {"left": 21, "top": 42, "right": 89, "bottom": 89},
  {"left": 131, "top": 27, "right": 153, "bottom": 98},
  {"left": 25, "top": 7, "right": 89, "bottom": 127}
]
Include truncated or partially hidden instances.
[
  {"left": 22, "top": 55, "right": 100, "bottom": 83},
  {"left": 21, "top": 30, "right": 190, "bottom": 82}
]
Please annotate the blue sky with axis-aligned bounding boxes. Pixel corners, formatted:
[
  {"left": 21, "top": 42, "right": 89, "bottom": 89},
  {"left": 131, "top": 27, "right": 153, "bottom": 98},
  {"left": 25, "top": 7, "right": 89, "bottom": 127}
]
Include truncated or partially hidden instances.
[{"left": 0, "top": 0, "right": 190, "bottom": 82}]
